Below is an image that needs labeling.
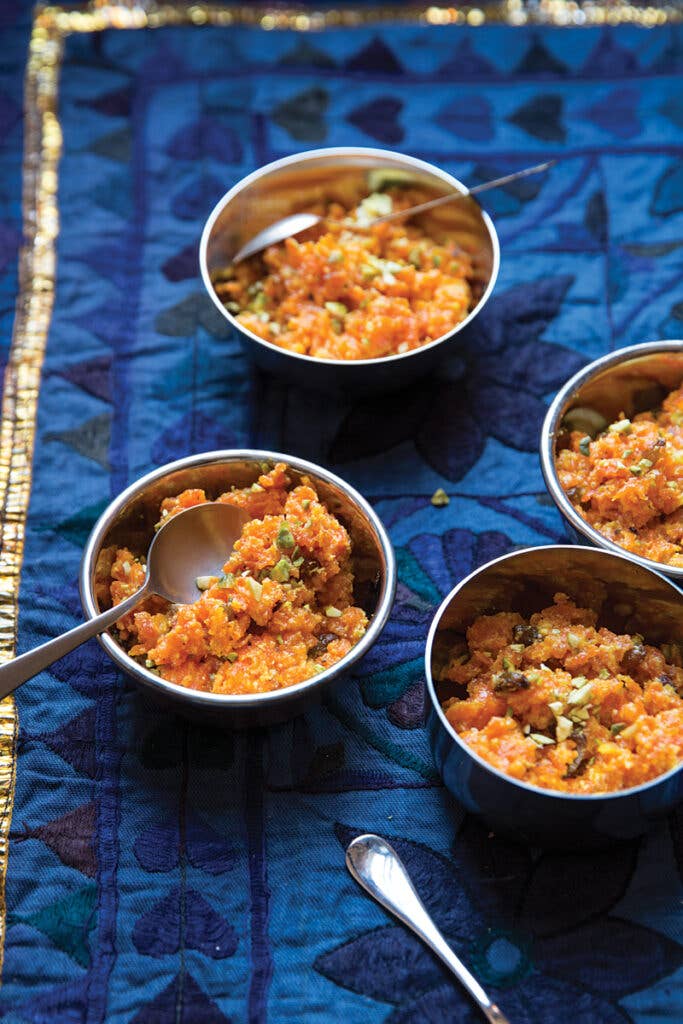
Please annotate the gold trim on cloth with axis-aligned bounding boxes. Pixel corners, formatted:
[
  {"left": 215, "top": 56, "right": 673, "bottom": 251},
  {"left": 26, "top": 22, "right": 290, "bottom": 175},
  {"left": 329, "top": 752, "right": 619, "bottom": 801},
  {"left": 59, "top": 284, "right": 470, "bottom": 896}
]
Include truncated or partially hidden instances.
[
  {"left": 1, "top": 0, "right": 680, "bottom": 984},
  {"left": 33, "top": 2, "right": 683, "bottom": 30}
]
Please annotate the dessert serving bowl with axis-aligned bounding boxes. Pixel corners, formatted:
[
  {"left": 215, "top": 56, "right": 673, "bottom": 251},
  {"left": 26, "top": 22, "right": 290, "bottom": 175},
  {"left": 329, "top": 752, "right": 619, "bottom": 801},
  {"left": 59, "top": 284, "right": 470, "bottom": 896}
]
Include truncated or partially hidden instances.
[
  {"left": 80, "top": 450, "right": 396, "bottom": 726},
  {"left": 199, "top": 146, "right": 500, "bottom": 394},
  {"left": 541, "top": 340, "right": 683, "bottom": 581},
  {"left": 425, "top": 545, "right": 683, "bottom": 848}
]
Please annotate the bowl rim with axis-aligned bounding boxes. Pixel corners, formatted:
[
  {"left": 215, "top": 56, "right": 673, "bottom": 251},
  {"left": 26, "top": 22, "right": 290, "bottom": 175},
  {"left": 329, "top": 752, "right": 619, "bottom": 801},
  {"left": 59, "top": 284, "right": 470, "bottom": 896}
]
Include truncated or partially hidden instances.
[
  {"left": 424, "top": 543, "right": 683, "bottom": 803},
  {"left": 198, "top": 145, "right": 500, "bottom": 368},
  {"left": 540, "top": 339, "right": 683, "bottom": 582},
  {"left": 79, "top": 449, "right": 397, "bottom": 708}
]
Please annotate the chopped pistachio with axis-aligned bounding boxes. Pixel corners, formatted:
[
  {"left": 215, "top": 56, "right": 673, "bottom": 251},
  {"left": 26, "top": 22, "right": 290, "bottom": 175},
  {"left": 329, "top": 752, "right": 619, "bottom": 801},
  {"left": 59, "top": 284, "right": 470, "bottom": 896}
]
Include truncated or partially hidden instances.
[
  {"left": 361, "top": 263, "right": 379, "bottom": 279},
  {"left": 431, "top": 488, "right": 450, "bottom": 507},
  {"left": 599, "top": 668, "right": 610, "bottom": 679},
  {"left": 249, "top": 291, "right": 267, "bottom": 313},
  {"left": 510, "top": 643, "right": 525, "bottom": 653},
  {"left": 276, "top": 522, "right": 295, "bottom": 550},
  {"left": 327, "top": 250, "right": 343, "bottom": 264},
  {"left": 548, "top": 700, "right": 564, "bottom": 716},
  {"left": 302, "top": 499, "right": 311, "bottom": 510},
  {"left": 567, "top": 631, "right": 581, "bottom": 649},
  {"left": 578, "top": 435, "right": 591, "bottom": 456},
  {"left": 408, "top": 247, "right": 422, "bottom": 268},
  {"left": 609, "top": 418, "right": 632, "bottom": 435},
  {"left": 555, "top": 715, "right": 574, "bottom": 742},
  {"left": 251, "top": 482, "right": 264, "bottom": 492},
  {"left": 523, "top": 724, "right": 531, "bottom": 735},
  {"left": 502, "top": 656, "right": 514, "bottom": 671},
  {"left": 122, "top": 560, "right": 131, "bottom": 575},
  {"left": 246, "top": 577, "right": 263, "bottom": 601},
  {"left": 270, "top": 558, "right": 291, "bottom": 583},
  {"left": 432, "top": 253, "right": 442, "bottom": 267},
  {"left": 325, "top": 606, "right": 342, "bottom": 618},
  {"left": 195, "top": 575, "right": 216, "bottom": 591},
  {"left": 610, "top": 722, "right": 626, "bottom": 735},
  {"left": 325, "top": 301, "right": 348, "bottom": 318},
  {"left": 145, "top": 659, "right": 155, "bottom": 668},
  {"left": 571, "top": 675, "right": 587, "bottom": 688},
  {"left": 530, "top": 733, "right": 555, "bottom": 746},
  {"left": 225, "top": 300, "right": 240, "bottom": 313},
  {"left": 630, "top": 458, "right": 653, "bottom": 477},
  {"left": 259, "top": 461, "right": 270, "bottom": 473},
  {"left": 505, "top": 706, "right": 514, "bottom": 718},
  {"left": 567, "top": 681, "right": 593, "bottom": 706},
  {"left": 227, "top": 652, "right": 238, "bottom": 663},
  {"left": 620, "top": 722, "right": 639, "bottom": 739}
]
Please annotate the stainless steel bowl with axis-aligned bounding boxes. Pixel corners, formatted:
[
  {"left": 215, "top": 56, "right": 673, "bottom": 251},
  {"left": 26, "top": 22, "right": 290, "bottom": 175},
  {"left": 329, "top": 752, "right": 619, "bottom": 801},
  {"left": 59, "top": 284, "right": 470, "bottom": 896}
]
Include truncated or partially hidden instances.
[
  {"left": 425, "top": 545, "right": 683, "bottom": 848},
  {"left": 199, "top": 147, "right": 500, "bottom": 394},
  {"left": 541, "top": 340, "right": 683, "bottom": 582},
  {"left": 79, "top": 450, "right": 396, "bottom": 726}
]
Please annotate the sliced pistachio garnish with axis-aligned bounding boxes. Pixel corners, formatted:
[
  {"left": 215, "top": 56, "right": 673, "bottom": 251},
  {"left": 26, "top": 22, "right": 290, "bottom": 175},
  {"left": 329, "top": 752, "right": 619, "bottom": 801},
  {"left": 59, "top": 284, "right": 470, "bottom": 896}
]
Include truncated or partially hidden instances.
[
  {"left": 246, "top": 578, "right": 263, "bottom": 601},
  {"left": 325, "top": 606, "right": 342, "bottom": 618},
  {"left": 431, "top": 488, "right": 450, "bottom": 507},
  {"left": 567, "top": 681, "right": 593, "bottom": 706},
  {"left": 276, "top": 522, "right": 295, "bottom": 550}
]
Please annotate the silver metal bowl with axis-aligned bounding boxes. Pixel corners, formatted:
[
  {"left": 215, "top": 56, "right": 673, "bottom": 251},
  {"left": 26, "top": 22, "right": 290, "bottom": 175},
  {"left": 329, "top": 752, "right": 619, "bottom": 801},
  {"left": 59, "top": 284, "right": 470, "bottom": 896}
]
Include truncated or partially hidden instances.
[
  {"left": 425, "top": 545, "right": 683, "bottom": 848},
  {"left": 199, "top": 147, "right": 500, "bottom": 393},
  {"left": 541, "top": 340, "right": 683, "bottom": 582},
  {"left": 79, "top": 450, "right": 396, "bottom": 726}
]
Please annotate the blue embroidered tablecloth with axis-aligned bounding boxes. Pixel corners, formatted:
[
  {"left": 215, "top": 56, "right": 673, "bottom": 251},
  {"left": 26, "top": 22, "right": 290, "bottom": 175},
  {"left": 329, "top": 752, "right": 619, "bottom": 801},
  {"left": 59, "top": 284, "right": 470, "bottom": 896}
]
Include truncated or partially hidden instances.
[{"left": 0, "top": 4, "right": 682, "bottom": 1022}]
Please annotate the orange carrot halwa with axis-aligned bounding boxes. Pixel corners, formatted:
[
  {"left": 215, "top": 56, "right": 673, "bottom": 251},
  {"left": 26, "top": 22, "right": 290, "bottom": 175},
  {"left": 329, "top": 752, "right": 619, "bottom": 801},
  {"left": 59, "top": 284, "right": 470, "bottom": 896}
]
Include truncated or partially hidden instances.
[
  {"left": 440, "top": 594, "right": 683, "bottom": 794},
  {"left": 556, "top": 383, "right": 683, "bottom": 566},
  {"left": 102, "top": 463, "right": 368, "bottom": 695},
  {"left": 212, "top": 188, "right": 473, "bottom": 360}
]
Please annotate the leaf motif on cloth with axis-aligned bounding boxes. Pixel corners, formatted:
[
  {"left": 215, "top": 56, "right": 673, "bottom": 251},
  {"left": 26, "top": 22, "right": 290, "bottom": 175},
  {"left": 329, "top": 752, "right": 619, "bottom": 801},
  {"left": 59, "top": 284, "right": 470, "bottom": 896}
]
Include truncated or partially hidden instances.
[
  {"left": 271, "top": 87, "right": 329, "bottom": 142},
  {"left": 651, "top": 161, "right": 683, "bottom": 216},
  {"left": 347, "top": 96, "right": 404, "bottom": 145},
  {"left": 132, "top": 887, "right": 238, "bottom": 959},
  {"left": 88, "top": 127, "right": 132, "bottom": 163},
  {"left": 278, "top": 39, "right": 336, "bottom": 69},
  {"left": 40, "top": 707, "right": 98, "bottom": 779},
  {"left": 161, "top": 239, "right": 201, "bottom": 283},
  {"left": 434, "top": 95, "right": 494, "bottom": 142},
  {"left": 583, "top": 88, "right": 641, "bottom": 139},
  {"left": 10, "top": 885, "right": 97, "bottom": 967},
  {"left": 515, "top": 36, "right": 569, "bottom": 76},
  {"left": 16, "top": 803, "right": 97, "bottom": 878},
  {"left": 130, "top": 972, "right": 232, "bottom": 1024},
  {"left": 344, "top": 36, "right": 403, "bottom": 74},
  {"left": 57, "top": 355, "right": 113, "bottom": 404},
  {"left": 45, "top": 413, "right": 112, "bottom": 470},
  {"left": 171, "top": 174, "right": 226, "bottom": 221},
  {"left": 153, "top": 291, "right": 233, "bottom": 338},
  {"left": 50, "top": 501, "right": 110, "bottom": 550},
  {"left": 508, "top": 93, "right": 565, "bottom": 141}
]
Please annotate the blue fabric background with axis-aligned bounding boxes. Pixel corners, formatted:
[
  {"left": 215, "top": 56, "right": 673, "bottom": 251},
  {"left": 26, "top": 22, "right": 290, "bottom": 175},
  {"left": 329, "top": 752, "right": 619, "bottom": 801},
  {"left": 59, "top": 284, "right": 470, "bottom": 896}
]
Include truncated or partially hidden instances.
[{"left": 0, "top": 9, "right": 682, "bottom": 1023}]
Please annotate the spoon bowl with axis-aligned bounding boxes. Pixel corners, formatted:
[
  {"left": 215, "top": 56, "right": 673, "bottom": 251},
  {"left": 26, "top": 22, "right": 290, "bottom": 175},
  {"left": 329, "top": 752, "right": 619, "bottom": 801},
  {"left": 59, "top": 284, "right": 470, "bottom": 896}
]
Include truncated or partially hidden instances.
[{"left": 0, "top": 502, "right": 248, "bottom": 700}]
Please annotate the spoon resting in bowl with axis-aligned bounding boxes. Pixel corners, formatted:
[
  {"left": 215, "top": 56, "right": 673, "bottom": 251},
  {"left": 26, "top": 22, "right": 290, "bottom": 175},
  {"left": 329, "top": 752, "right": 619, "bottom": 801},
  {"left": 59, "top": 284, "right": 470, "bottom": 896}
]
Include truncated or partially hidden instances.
[
  {"left": 0, "top": 502, "right": 249, "bottom": 699},
  {"left": 230, "top": 160, "right": 555, "bottom": 265}
]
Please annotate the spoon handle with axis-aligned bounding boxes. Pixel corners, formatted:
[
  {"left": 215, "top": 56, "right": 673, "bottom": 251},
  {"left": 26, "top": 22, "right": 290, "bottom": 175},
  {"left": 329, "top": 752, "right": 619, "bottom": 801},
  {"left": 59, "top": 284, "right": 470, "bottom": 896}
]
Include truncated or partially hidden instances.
[
  {"left": 369, "top": 159, "right": 555, "bottom": 226},
  {"left": 346, "top": 834, "right": 510, "bottom": 1024},
  {"left": 0, "top": 587, "right": 146, "bottom": 699}
]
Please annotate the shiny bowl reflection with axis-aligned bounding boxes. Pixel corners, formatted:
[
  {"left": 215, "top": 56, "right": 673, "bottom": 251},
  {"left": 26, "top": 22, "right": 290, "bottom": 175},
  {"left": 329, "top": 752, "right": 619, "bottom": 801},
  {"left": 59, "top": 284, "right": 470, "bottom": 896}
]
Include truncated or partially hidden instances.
[
  {"left": 80, "top": 450, "right": 396, "bottom": 726},
  {"left": 541, "top": 340, "right": 683, "bottom": 581},
  {"left": 199, "top": 146, "right": 500, "bottom": 393},
  {"left": 425, "top": 545, "right": 683, "bottom": 848}
]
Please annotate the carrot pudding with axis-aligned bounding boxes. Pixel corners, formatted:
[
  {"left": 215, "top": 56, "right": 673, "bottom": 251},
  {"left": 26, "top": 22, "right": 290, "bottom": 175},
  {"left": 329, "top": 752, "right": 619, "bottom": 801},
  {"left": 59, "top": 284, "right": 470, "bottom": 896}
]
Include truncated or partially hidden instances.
[
  {"left": 556, "top": 383, "right": 683, "bottom": 566},
  {"left": 212, "top": 188, "right": 473, "bottom": 360},
  {"left": 440, "top": 594, "right": 683, "bottom": 794},
  {"left": 99, "top": 464, "right": 368, "bottom": 694}
]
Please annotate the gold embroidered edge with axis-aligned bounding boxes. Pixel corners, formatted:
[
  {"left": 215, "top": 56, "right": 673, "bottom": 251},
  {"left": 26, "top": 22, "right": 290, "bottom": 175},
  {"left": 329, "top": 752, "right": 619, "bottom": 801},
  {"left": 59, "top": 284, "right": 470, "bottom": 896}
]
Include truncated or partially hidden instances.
[
  {"left": 0, "top": 17, "right": 64, "bottom": 978},
  {"left": 34, "top": 1, "right": 683, "bottom": 31}
]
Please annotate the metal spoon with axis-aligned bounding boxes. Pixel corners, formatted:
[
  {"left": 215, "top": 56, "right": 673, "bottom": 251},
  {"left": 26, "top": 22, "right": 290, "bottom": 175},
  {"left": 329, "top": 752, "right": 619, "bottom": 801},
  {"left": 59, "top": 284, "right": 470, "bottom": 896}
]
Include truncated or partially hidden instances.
[
  {"left": 230, "top": 160, "right": 554, "bottom": 265},
  {"left": 346, "top": 834, "right": 511, "bottom": 1024},
  {"left": 0, "top": 502, "right": 248, "bottom": 699}
]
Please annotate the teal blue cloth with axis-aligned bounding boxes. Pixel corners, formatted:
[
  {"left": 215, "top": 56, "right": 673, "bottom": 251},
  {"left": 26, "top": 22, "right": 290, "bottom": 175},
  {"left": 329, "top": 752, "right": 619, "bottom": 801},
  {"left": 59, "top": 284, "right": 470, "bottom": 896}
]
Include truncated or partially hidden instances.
[{"left": 0, "top": 9, "right": 682, "bottom": 1022}]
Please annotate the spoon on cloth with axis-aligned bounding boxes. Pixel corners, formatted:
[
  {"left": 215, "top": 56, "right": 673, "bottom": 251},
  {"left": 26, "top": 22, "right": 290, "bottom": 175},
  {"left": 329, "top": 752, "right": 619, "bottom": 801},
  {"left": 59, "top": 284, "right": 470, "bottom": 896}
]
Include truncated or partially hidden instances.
[
  {"left": 231, "top": 160, "right": 555, "bottom": 265},
  {"left": 346, "top": 834, "right": 511, "bottom": 1024},
  {"left": 0, "top": 502, "right": 248, "bottom": 699}
]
